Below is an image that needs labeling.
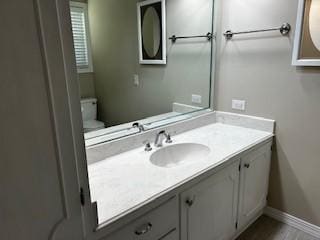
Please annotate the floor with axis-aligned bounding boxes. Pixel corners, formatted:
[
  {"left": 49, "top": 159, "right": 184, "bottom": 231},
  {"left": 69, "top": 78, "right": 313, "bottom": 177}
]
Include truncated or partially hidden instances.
[{"left": 237, "top": 215, "right": 320, "bottom": 240}]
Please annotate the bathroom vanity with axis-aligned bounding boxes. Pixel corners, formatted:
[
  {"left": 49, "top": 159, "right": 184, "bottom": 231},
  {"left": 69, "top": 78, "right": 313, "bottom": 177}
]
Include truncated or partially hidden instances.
[
  {"left": 65, "top": 1, "right": 275, "bottom": 239},
  {"left": 86, "top": 112, "right": 274, "bottom": 240}
]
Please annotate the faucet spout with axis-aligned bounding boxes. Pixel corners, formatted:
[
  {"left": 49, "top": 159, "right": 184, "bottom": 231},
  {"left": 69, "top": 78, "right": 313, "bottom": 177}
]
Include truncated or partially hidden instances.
[
  {"left": 154, "top": 130, "right": 172, "bottom": 147},
  {"left": 132, "top": 122, "right": 145, "bottom": 132}
]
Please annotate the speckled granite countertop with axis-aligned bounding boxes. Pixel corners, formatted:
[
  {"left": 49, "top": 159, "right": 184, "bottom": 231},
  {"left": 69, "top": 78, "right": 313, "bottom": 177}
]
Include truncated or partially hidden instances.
[{"left": 88, "top": 121, "right": 273, "bottom": 225}]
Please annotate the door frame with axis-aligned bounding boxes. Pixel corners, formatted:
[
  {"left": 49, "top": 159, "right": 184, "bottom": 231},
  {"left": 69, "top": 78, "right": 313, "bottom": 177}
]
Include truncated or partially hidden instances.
[{"left": 35, "top": 0, "right": 96, "bottom": 238}]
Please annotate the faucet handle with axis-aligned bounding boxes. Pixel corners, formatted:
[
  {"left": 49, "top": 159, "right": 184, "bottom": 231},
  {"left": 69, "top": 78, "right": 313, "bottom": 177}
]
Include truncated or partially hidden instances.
[
  {"left": 143, "top": 141, "right": 152, "bottom": 152},
  {"left": 165, "top": 134, "right": 173, "bottom": 143}
]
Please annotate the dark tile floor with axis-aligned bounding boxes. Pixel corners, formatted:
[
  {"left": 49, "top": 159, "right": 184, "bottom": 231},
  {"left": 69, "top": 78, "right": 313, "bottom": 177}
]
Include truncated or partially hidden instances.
[{"left": 237, "top": 215, "right": 319, "bottom": 240}]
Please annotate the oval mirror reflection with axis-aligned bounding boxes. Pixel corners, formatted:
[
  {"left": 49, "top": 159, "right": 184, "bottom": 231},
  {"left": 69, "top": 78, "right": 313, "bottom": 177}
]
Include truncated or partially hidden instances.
[
  {"left": 142, "top": 6, "right": 161, "bottom": 58},
  {"left": 309, "top": 0, "right": 320, "bottom": 50}
]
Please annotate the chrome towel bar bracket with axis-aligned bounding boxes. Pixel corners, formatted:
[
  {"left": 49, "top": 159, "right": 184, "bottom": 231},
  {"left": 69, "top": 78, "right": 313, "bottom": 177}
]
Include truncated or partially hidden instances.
[
  {"left": 224, "top": 23, "right": 291, "bottom": 40},
  {"left": 169, "top": 32, "right": 214, "bottom": 43}
]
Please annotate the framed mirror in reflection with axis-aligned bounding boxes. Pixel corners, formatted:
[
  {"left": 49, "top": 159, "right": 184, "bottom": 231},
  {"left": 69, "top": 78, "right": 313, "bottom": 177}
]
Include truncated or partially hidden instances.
[
  {"left": 69, "top": 0, "right": 214, "bottom": 146},
  {"left": 137, "top": 0, "right": 166, "bottom": 64}
]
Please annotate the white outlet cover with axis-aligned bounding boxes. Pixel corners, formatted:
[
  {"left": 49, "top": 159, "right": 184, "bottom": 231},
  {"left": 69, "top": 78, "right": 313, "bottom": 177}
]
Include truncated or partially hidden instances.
[
  {"left": 232, "top": 99, "right": 246, "bottom": 111},
  {"left": 192, "top": 94, "right": 202, "bottom": 104}
]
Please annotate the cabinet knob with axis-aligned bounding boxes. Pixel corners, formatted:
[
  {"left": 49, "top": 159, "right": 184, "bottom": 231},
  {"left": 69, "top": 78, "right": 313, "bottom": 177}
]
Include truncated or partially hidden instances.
[
  {"left": 244, "top": 163, "right": 250, "bottom": 168},
  {"left": 186, "top": 197, "right": 195, "bottom": 207},
  {"left": 134, "top": 222, "right": 152, "bottom": 235}
]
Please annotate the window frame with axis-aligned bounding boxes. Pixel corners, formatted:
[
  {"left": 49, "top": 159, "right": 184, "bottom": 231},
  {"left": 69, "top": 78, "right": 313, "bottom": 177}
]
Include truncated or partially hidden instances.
[{"left": 70, "top": 1, "right": 94, "bottom": 73}]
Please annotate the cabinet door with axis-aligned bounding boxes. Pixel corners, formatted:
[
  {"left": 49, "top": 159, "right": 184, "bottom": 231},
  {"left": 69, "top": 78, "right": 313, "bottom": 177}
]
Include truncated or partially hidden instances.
[
  {"left": 180, "top": 161, "right": 240, "bottom": 240},
  {"left": 238, "top": 142, "right": 272, "bottom": 230}
]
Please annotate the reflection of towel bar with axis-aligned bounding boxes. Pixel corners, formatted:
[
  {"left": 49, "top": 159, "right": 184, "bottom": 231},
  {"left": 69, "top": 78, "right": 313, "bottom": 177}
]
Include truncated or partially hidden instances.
[
  {"left": 169, "top": 32, "right": 213, "bottom": 43},
  {"left": 223, "top": 23, "right": 291, "bottom": 40}
]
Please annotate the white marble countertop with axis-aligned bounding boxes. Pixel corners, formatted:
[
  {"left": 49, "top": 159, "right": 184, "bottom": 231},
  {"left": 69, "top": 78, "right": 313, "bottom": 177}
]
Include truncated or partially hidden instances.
[{"left": 88, "top": 122, "right": 273, "bottom": 225}]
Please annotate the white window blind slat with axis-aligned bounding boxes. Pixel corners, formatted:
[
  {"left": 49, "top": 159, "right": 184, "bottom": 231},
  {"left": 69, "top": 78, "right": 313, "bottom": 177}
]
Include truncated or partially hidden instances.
[{"left": 70, "top": 2, "right": 93, "bottom": 73}]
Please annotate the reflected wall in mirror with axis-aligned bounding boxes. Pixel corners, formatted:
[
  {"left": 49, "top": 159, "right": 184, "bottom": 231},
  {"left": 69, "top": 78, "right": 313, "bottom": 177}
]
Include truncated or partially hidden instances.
[
  {"left": 69, "top": 0, "right": 214, "bottom": 145},
  {"left": 137, "top": 0, "right": 166, "bottom": 64}
]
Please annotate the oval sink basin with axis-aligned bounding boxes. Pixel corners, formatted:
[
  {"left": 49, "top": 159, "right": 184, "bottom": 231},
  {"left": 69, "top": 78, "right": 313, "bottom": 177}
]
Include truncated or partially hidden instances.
[{"left": 150, "top": 143, "right": 210, "bottom": 168}]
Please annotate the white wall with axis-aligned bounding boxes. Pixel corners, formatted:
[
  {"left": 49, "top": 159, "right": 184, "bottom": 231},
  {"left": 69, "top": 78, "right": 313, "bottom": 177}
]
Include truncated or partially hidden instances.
[{"left": 215, "top": 0, "right": 320, "bottom": 226}]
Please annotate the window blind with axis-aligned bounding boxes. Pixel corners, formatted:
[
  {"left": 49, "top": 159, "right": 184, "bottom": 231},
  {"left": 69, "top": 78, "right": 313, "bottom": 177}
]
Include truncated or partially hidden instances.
[{"left": 70, "top": 5, "right": 91, "bottom": 71}]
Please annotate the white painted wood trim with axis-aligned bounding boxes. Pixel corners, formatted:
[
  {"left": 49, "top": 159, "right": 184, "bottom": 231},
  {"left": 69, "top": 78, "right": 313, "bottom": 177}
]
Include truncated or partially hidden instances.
[
  {"left": 34, "top": 0, "right": 94, "bottom": 238},
  {"left": 55, "top": 0, "right": 98, "bottom": 237},
  {"left": 264, "top": 207, "right": 320, "bottom": 238}
]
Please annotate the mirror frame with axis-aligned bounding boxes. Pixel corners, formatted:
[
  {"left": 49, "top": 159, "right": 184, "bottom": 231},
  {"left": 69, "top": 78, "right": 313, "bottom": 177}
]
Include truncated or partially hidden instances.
[
  {"left": 292, "top": 0, "right": 320, "bottom": 66},
  {"left": 137, "top": 0, "right": 167, "bottom": 65}
]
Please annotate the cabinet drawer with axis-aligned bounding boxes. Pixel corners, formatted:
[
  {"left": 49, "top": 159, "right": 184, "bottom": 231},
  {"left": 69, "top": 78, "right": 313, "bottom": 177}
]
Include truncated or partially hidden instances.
[
  {"left": 106, "top": 197, "right": 178, "bottom": 240},
  {"left": 159, "top": 229, "right": 178, "bottom": 240}
]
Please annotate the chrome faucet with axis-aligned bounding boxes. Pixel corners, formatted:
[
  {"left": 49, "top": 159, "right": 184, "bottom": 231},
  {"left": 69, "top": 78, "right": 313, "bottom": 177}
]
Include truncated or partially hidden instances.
[
  {"left": 132, "top": 122, "right": 145, "bottom": 132},
  {"left": 154, "top": 130, "right": 172, "bottom": 147}
]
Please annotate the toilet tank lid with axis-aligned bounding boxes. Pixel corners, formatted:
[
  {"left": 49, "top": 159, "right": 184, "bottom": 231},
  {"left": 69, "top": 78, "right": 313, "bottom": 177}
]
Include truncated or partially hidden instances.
[{"left": 81, "top": 98, "right": 97, "bottom": 104}]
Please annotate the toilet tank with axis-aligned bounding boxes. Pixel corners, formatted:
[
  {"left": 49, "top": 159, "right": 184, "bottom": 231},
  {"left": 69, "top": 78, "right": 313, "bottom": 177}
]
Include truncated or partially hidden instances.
[{"left": 80, "top": 98, "right": 97, "bottom": 121}]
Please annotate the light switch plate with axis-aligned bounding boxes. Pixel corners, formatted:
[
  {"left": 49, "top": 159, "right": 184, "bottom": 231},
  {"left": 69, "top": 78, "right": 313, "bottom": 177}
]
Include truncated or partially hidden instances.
[
  {"left": 232, "top": 99, "right": 246, "bottom": 111},
  {"left": 133, "top": 74, "right": 139, "bottom": 86},
  {"left": 192, "top": 94, "right": 202, "bottom": 104}
]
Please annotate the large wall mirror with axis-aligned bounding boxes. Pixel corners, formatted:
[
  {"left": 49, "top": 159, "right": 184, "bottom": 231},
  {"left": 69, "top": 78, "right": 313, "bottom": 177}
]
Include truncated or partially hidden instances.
[{"left": 69, "top": 0, "right": 214, "bottom": 146}]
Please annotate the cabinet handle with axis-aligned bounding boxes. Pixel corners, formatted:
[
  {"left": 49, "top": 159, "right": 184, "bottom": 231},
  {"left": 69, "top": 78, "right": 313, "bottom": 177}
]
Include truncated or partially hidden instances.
[
  {"left": 185, "top": 197, "right": 195, "bottom": 207},
  {"left": 244, "top": 163, "right": 250, "bottom": 168},
  {"left": 134, "top": 222, "right": 152, "bottom": 235}
]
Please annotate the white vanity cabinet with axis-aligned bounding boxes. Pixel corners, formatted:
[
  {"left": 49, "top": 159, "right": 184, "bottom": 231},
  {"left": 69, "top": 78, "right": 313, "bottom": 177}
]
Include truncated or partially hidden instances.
[
  {"left": 180, "top": 161, "right": 240, "bottom": 240},
  {"left": 180, "top": 141, "right": 272, "bottom": 240},
  {"left": 237, "top": 141, "right": 272, "bottom": 231},
  {"left": 96, "top": 141, "right": 272, "bottom": 240}
]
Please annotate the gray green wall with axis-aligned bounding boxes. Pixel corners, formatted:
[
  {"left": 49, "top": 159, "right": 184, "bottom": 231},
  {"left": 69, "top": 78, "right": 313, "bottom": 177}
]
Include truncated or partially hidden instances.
[
  {"left": 78, "top": 72, "right": 96, "bottom": 98},
  {"left": 215, "top": 0, "right": 320, "bottom": 226},
  {"left": 88, "top": 0, "right": 212, "bottom": 126}
]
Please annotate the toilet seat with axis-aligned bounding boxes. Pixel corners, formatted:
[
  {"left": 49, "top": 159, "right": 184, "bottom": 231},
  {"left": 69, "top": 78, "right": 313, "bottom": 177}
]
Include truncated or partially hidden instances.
[{"left": 83, "top": 120, "right": 105, "bottom": 132}]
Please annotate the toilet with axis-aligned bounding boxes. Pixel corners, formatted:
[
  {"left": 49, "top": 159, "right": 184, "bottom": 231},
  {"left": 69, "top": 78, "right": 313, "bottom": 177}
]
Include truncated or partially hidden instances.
[{"left": 80, "top": 98, "right": 105, "bottom": 133}]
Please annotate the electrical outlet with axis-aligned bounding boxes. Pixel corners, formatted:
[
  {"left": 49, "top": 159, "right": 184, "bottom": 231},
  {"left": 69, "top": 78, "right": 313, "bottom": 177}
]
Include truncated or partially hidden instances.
[
  {"left": 232, "top": 99, "right": 246, "bottom": 111},
  {"left": 133, "top": 74, "right": 139, "bottom": 86},
  {"left": 192, "top": 94, "right": 202, "bottom": 104}
]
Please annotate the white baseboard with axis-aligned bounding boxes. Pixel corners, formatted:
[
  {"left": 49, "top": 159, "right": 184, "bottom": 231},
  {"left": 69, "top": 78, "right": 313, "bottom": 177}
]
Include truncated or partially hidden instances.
[{"left": 264, "top": 206, "right": 320, "bottom": 238}]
